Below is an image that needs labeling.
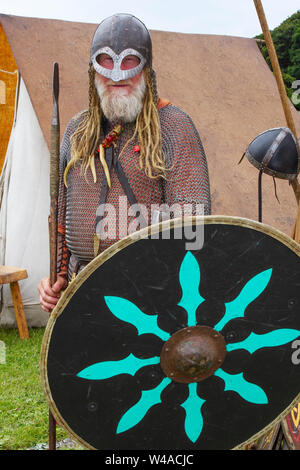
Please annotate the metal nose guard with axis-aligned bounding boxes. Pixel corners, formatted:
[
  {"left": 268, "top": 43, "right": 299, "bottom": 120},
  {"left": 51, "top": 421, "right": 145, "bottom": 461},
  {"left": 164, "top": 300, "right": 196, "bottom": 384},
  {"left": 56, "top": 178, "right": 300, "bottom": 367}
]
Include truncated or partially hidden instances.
[{"left": 91, "top": 47, "right": 146, "bottom": 82}]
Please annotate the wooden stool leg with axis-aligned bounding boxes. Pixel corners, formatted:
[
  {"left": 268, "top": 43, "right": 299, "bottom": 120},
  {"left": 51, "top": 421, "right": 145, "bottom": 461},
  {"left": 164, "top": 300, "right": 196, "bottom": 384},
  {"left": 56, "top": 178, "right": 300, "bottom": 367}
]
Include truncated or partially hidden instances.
[{"left": 9, "top": 281, "right": 29, "bottom": 339}]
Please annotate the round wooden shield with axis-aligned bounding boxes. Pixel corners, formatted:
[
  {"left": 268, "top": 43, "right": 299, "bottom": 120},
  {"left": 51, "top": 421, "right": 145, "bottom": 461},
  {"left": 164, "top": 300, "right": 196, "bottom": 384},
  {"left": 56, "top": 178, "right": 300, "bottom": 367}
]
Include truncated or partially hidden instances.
[{"left": 40, "top": 216, "right": 300, "bottom": 450}]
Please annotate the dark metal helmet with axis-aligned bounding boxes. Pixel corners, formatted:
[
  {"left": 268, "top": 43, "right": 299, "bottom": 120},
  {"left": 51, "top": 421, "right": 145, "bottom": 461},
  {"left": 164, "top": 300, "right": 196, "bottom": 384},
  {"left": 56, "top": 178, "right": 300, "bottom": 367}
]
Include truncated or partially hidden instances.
[
  {"left": 245, "top": 127, "right": 300, "bottom": 180},
  {"left": 90, "top": 13, "right": 152, "bottom": 82}
]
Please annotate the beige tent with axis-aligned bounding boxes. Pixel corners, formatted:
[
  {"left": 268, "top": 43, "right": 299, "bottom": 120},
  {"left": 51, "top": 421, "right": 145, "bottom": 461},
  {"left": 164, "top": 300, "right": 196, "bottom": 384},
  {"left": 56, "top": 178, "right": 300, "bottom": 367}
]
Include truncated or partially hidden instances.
[{"left": 0, "top": 14, "right": 300, "bottom": 328}]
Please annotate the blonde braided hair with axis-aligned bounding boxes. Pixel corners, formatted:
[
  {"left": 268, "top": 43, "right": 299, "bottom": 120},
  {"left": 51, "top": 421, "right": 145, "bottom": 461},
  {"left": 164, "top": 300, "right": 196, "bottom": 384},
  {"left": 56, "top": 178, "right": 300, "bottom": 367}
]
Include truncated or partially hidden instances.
[{"left": 64, "top": 66, "right": 166, "bottom": 186}]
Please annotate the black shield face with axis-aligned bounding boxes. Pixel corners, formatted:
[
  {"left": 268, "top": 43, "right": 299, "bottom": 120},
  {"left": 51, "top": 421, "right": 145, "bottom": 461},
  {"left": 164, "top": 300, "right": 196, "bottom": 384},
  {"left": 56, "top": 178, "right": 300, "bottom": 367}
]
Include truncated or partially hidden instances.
[{"left": 41, "top": 217, "right": 300, "bottom": 450}]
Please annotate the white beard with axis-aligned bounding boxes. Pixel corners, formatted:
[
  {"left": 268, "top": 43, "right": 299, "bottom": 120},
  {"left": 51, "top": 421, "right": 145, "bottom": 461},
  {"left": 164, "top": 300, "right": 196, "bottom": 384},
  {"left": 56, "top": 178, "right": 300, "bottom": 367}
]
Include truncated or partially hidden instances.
[{"left": 94, "top": 74, "right": 146, "bottom": 123}]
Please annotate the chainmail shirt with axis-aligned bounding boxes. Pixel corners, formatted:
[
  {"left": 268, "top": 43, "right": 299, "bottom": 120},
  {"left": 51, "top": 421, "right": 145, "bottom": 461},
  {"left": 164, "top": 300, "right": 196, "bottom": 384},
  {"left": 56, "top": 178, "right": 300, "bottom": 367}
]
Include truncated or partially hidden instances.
[{"left": 57, "top": 103, "right": 211, "bottom": 280}]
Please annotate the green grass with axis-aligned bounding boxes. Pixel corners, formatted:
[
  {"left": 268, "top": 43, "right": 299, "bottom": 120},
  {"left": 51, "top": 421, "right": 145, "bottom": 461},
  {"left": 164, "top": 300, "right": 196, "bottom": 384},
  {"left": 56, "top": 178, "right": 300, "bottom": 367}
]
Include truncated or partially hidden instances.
[{"left": 0, "top": 327, "right": 72, "bottom": 450}]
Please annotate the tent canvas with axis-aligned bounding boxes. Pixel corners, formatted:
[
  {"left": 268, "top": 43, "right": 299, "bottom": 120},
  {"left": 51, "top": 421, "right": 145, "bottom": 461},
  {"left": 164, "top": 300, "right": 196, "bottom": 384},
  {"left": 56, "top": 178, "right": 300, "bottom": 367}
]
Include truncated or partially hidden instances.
[
  {"left": 0, "top": 14, "right": 300, "bottom": 327},
  {"left": 0, "top": 22, "right": 18, "bottom": 172},
  {"left": 0, "top": 75, "right": 50, "bottom": 327}
]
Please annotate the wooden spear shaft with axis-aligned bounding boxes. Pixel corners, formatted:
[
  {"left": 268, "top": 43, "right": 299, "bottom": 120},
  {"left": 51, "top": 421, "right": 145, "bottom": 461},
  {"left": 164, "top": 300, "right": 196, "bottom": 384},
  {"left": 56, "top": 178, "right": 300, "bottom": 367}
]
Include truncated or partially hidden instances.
[
  {"left": 253, "top": 0, "right": 300, "bottom": 205},
  {"left": 49, "top": 62, "right": 60, "bottom": 286},
  {"left": 48, "top": 61, "right": 60, "bottom": 450}
]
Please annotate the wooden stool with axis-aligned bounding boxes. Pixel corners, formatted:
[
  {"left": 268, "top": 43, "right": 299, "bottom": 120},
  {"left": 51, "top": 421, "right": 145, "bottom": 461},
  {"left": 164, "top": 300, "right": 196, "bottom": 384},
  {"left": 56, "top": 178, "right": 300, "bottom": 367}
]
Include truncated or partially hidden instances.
[{"left": 0, "top": 266, "right": 29, "bottom": 339}]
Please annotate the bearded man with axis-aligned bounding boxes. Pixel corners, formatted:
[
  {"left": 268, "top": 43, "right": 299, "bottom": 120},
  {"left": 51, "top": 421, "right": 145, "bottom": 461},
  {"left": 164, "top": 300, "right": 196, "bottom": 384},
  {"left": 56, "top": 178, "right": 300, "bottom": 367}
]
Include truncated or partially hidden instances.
[{"left": 38, "top": 13, "right": 211, "bottom": 312}]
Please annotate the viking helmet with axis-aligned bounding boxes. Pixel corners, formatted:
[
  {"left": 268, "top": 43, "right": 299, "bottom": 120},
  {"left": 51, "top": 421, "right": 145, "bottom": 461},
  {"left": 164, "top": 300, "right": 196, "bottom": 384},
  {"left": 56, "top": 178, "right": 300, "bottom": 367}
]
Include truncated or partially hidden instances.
[
  {"left": 245, "top": 127, "right": 300, "bottom": 180},
  {"left": 90, "top": 13, "right": 152, "bottom": 82}
]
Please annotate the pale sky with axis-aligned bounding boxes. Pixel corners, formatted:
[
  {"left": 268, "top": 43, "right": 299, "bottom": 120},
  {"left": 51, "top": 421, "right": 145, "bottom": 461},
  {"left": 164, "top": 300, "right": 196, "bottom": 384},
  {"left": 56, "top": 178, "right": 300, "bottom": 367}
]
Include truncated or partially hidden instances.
[{"left": 0, "top": 0, "right": 299, "bottom": 38}]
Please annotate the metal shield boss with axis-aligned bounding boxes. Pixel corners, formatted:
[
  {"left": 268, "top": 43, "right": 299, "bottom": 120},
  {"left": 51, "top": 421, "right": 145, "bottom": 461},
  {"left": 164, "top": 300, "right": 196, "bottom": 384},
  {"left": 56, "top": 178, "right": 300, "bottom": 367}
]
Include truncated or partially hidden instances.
[{"left": 41, "top": 216, "right": 300, "bottom": 450}]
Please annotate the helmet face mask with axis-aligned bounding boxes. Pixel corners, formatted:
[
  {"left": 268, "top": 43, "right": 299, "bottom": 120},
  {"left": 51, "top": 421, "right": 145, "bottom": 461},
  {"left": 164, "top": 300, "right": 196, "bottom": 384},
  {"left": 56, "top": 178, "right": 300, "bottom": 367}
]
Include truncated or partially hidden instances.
[{"left": 91, "top": 46, "right": 146, "bottom": 82}]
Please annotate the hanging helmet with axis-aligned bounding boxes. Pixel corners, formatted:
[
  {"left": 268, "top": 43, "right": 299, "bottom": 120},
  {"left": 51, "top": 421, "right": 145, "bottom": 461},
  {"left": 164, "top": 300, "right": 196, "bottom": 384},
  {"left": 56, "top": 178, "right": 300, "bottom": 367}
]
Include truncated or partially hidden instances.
[
  {"left": 244, "top": 127, "right": 300, "bottom": 180},
  {"left": 90, "top": 13, "right": 152, "bottom": 82}
]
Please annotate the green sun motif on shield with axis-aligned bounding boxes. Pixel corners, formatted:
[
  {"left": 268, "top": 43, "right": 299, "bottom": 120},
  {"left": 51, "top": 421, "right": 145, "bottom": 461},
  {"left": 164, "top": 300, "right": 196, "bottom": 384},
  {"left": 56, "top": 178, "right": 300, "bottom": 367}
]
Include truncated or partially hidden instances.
[{"left": 77, "top": 252, "right": 300, "bottom": 443}]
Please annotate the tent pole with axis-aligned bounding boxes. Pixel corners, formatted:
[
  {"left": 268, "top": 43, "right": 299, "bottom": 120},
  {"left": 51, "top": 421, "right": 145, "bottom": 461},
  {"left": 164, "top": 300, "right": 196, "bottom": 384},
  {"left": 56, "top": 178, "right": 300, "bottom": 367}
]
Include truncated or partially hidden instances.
[
  {"left": 48, "top": 62, "right": 60, "bottom": 450},
  {"left": 253, "top": 0, "right": 300, "bottom": 242}
]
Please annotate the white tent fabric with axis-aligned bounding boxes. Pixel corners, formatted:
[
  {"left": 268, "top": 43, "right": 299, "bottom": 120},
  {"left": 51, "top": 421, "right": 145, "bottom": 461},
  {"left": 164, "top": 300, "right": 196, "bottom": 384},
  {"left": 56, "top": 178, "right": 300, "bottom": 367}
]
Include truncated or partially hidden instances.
[{"left": 0, "top": 77, "right": 50, "bottom": 325}]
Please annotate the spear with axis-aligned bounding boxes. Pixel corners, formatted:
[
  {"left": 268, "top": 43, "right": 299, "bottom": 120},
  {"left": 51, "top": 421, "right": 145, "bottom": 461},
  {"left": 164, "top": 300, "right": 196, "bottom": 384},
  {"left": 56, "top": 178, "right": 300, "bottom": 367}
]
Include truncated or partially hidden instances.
[
  {"left": 253, "top": 0, "right": 300, "bottom": 242},
  {"left": 48, "top": 61, "right": 60, "bottom": 450},
  {"left": 49, "top": 62, "right": 60, "bottom": 286}
]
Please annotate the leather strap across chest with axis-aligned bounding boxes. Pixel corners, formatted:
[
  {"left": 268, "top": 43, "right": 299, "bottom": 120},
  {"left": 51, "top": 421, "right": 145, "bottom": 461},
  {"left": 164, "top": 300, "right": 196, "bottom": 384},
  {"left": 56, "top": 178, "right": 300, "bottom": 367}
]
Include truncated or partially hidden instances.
[{"left": 94, "top": 145, "right": 147, "bottom": 256}]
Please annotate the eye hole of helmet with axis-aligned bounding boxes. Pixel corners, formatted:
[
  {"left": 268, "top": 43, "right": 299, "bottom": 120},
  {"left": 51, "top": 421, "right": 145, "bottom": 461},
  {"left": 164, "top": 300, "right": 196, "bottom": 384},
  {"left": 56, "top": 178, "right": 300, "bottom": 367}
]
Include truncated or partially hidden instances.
[
  {"left": 120, "top": 55, "right": 140, "bottom": 70},
  {"left": 96, "top": 53, "right": 114, "bottom": 70}
]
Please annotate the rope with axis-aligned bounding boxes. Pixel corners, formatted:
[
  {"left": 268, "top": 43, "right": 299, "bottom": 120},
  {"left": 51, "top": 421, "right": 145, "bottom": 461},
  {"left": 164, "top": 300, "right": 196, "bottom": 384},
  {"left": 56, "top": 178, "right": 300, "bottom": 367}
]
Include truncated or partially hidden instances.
[{"left": 0, "top": 68, "right": 18, "bottom": 75}]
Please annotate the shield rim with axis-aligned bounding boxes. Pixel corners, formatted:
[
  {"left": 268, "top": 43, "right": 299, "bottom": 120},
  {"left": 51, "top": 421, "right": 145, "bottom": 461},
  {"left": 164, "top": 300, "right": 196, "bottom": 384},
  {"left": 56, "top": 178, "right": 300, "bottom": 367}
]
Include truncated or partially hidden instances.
[{"left": 40, "top": 215, "right": 300, "bottom": 450}]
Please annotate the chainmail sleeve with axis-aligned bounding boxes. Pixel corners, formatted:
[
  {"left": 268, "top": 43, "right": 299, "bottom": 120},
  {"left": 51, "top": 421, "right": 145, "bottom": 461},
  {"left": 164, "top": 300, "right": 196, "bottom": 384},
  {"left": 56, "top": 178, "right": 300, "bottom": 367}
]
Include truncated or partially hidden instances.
[{"left": 160, "top": 105, "right": 211, "bottom": 215}]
